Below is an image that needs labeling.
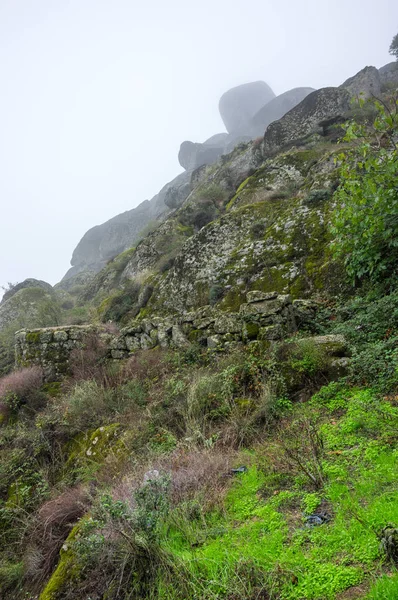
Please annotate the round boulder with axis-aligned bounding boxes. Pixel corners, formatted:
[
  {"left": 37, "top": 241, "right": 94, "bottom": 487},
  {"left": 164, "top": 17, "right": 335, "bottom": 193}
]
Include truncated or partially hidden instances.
[{"left": 219, "top": 81, "right": 275, "bottom": 134}]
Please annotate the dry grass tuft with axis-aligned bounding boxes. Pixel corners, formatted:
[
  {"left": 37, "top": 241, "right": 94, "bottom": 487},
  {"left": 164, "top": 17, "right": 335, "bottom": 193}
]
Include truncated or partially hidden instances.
[{"left": 24, "top": 486, "right": 90, "bottom": 585}]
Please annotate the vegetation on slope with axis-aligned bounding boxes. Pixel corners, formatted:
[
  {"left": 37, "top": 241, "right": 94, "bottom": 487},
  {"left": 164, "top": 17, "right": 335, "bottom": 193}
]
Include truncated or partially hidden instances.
[{"left": 0, "top": 96, "right": 398, "bottom": 599}]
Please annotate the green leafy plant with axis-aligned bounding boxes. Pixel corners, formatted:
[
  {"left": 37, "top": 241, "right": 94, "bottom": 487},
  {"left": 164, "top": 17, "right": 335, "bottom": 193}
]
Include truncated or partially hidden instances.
[{"left": 330, "top": 97, "right": 398, "bottom": 284}]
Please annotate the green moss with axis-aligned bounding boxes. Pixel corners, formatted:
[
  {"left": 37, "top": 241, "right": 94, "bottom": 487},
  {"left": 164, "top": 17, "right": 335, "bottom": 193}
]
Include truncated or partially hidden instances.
[
  {"left": 38, "top": 522, "right": 83, "bottom": 600},
  {"left": 220, "top": 289, "right": 245, "bottom": 312},
  {"left": 175, "top": 222, "right": 194, "bottom": 237},
  {"left": 41, "top": 382, "right": 62, "bottom": 397},
  {"left": 188, "top": 329, "right": 203, "bottom": 342},
  {"left": 242, "top": 322, "right": 260, "bottom": 341},
  {"left": 65, "top": 424, "right": 121, "bottom": 481},
  {"left": 282, "top": 148, "right": 320, "bottom": 171},
  {"left": 26, "top": 331, "right": 41, "bottom": 343}
]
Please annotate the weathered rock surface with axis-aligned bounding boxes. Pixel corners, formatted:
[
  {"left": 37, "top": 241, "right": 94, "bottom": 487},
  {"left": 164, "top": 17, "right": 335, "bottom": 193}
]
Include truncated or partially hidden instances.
[
  {"left": 15, "top": 293, "right": 312, "bottom": 379},
  {"left": 0, "top": 286, "right": 59, "bottom": 331},
  {"left": 219, "top": 81, "right": 276, "bottom": 134},
  {"left": 341, "top": 65, "right": 381, "bottom": 99},
  {"left": 262, "top": 87, "right": 350, "bottom": 156},
  {"left": 15, "top": 325, "right": 101, "bottom": 380},
  {"left": 0, "top": 281, "right": 60, "bottom": 376},
  {"left": 178, "top": 88, "right": 316, "bottom": 171},
  {"left": 1, "top": 279, "right": 53, "bottom": 305},
  {"left": 178, "top": 141, "right": 225, "bottom": 171},
  {"left": 379, "top": 62, "right": 398, "bottom": 88},
  {"left": 250, "top": 87, "right": 315, "bottom": 136},
  {"left": 62, "top": 170, "right": 193, "bottom": 283}
]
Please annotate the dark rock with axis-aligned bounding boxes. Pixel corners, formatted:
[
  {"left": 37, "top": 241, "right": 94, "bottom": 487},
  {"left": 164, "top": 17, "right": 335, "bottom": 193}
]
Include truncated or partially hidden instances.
[
  {"left": 231, "top": 466, "right": 248, "bottom": 474},
  {"left": 379, "top": 525, "right": 398, "bottom": 563},
  {"left": 219, "top": 81, "right": 275, "bottom": 134},
  {"left": 250, "top": 87, "right": 315, "bottom": 136},
  {"left": 263, "top": 87, "right": 351, "bottom": 156},
  {"left": 304, "top": 512, "right": 331, "bottom": 527}
]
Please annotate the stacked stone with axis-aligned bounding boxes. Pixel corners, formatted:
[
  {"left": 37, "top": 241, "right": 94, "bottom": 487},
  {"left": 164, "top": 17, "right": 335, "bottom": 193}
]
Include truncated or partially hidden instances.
[
  {"left": 239, "top": 291, "right": 297, "bottom": 341},
  {"left": 15, "top": 293, "right": 311, "bottom": 376},
  {"left": 15, "top": 325, "right": 97, "bottom": 381}
]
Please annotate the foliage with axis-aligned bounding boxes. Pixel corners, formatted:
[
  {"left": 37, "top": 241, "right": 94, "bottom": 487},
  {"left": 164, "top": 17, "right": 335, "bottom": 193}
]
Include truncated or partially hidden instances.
[
  {"left": 0, "top": 324, "right": 397, "bottom": 598},
  {"left": 60, "top": 380, "right": 135, "bottom": 430},
  {"left": 102, "top": 280, "right": 142, "bottom": 322},
  {"left": 178, "top": 184, "right": 226, "bottom": 231},
  {"left": 325, "top": 291, "right": 398, "bottom": 392},
  {"left": 0, "top": 367, "right": 44, "bottom": 420},
  {"left": 289, "top": 338, "right": 328, "bottom": 377},
  {"left": 389, "top": 32, "right": 398, "bottom": 60},
  {"left": 331, "top": 97, "right": 398, "bottom": 283}
]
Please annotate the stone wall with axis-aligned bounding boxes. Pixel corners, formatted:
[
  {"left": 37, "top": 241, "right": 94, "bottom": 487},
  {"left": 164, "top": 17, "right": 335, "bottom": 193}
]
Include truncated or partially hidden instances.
[
  {"left": 15, "top": 325, "right": 103, "bottom": 381},
  {"left": 15, "top": 293, "right": 318, "bottom": 380}
]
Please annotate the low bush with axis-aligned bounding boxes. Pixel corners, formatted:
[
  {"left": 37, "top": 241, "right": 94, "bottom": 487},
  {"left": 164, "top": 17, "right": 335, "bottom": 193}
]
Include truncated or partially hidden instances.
[
  {"left": 102, "top": 280, "right": 142, "bottom": 323},
  {"left": 0, "top": 366, "right": 43, "bottom": 401},
  {"left": 327, "top": 291, "right": 398, "bottom": 392},
  {"left": 69, "top": 334, "right": 119, "bottom": 388},
  {"left": 0, "top": 367, "right": 44, "bottom": 418},
  {"left": 61, "top": 380, "right": 137, "bottom": 431}
]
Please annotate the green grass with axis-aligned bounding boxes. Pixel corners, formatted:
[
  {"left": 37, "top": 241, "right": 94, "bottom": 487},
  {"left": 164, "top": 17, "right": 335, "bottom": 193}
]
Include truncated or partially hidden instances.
[{"left": 156, "top": 386, "right": 398, "bottom": 599}]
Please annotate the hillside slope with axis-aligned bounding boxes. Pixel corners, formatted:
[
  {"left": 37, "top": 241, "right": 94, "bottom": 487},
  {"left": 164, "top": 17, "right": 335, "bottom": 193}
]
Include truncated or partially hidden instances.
[{"left": 0, "top": 62, "right": 398, "bottom": 600}]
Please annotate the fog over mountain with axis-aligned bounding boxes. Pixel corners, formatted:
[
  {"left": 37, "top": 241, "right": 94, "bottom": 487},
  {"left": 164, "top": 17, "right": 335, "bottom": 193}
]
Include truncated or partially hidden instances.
[{"left": 0, "top": 0, "right": 397, "bottom": 295}]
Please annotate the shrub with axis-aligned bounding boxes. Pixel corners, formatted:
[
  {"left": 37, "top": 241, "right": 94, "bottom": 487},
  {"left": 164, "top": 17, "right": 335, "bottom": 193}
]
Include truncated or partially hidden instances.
[
  {"left": 0, "top": 366, "right": 43, "bottom": 401},
  {"left": 250, "top": 220, "right": 266, "bottom": 238},
  {"left": 331, "top": 98, "right": 398, "bottom": 283},
  {"left": 178, "top": 184, "right": 226, "bottom": 231},
  {"left": 69, "top": 334, "right": 118, "bottom": 387},
  {"left": 123, "top": 348, "right": 171, "bottom": 385},
  {"left": 62, "top": 380, "right": 133, "bottom": 430},
  {"left": 0, "top": 561, "right": 24, "bottom": 597},
  {"left": 305, "top": 188, "right": 331, "bottom": 205},
  {"left": 208, "top": 284, "right": 225, "bottom": 305},
  {"left": 329, "top": 291, "right": 398, "bottom": 392},
  {"left": 276, "top": 414, "right": 326, "bottom": 490},
  {"left": 156, "top": 448, "right": 234, "bottom": 508},
  {"left": 102, "top": 280, "right": 142, "bottom": 323},
  {"left": 0, "top": 367, "right": 44, "bottom": 417},
  {"left": 64, "top": 475, "right": 188, "bottom": 600},
  {"left": 289, "top": 338, "right": 328, "bottom": 377}
]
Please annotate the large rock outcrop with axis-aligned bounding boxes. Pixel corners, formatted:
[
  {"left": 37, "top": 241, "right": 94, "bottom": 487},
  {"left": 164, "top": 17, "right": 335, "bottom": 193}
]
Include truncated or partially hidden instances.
[
  {"left": 262, "top": 87, "right": 350, "bottom": 156},
  {"left": 178, "top": 141, "right": 225, "bottom": 171},
  {"left": 250, "top": 87, "right": 315, "bottom": 137},
  {"left": 62, "top": 170, "right": 192, "bottom": 283},
  {"left": 219, "top": 81, "right": 276, "bottom": 134},
  {"left": 1, "top": 279, "right": 53, "bottom": 305},
  {"left": 340, "top": 65, "right": 381, "bottom": 99},
  {"left": 178, "top": 85, "right": 316, "bottom": 171},
  {"left": 379, "top": 62, "right": 398, "bottom": 88}
]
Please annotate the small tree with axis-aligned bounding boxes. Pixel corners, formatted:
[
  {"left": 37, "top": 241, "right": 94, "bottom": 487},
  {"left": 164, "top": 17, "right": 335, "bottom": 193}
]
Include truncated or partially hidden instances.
[{"left": 389, "top": 33, "right": 398, "bottom": 60}]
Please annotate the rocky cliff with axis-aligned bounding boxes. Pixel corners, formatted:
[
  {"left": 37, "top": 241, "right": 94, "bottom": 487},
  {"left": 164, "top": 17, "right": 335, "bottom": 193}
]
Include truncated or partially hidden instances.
[{"left": 52, "top": 63, "right": 398, "bottom": 320}]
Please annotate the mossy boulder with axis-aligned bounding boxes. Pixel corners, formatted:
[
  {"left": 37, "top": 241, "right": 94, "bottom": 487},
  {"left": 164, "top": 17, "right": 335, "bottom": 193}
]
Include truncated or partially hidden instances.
[{"left": 38, "top": 522, "right": 83, "bottom": 600}]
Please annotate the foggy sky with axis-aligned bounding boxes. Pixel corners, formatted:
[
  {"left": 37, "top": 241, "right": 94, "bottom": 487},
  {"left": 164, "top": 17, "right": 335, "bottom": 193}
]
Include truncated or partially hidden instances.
[{"left": 1, "top": 0, "right": 397, "bottom": 296}]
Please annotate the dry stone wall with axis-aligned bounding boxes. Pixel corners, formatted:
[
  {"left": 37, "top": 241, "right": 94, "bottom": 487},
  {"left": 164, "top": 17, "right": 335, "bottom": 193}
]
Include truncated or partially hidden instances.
[{"left": 15, "top": 293, "right": 318, "bottom": 380}]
